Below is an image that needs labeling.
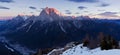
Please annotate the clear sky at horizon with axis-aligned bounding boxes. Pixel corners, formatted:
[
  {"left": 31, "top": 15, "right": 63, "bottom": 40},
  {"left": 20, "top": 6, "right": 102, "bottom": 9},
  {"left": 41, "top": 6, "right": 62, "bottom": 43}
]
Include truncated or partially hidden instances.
[{"left": 0, "top": 0, "right": 120, "bottom": 19}]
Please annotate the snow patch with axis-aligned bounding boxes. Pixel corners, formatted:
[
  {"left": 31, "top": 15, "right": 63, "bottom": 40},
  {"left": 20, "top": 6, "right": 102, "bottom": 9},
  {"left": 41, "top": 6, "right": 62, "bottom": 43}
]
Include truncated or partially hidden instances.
[
  {"left": 62, "top": 44, "right": 120, "bottom": 55},
  {"left": 26, "top": 20, "right": 35, "bottom": 32},
  {"left": 58, "top": 22, "right": 66, "bottom": 33},
  {"left": 5, "top": 45, "right": 14, "bottom": 52},
  {"left": 73, "top": 20, "right": 82, "bottom": 28}
]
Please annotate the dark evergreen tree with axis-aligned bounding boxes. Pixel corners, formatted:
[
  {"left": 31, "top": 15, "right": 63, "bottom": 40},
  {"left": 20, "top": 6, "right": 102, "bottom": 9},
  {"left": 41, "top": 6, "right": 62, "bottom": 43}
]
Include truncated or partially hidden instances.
[
  {"left": 83, "top": 34, "right": 90, "bottom": 46},
  {"left": 100, "top": 35, "right": 119, "bottom": 50}
]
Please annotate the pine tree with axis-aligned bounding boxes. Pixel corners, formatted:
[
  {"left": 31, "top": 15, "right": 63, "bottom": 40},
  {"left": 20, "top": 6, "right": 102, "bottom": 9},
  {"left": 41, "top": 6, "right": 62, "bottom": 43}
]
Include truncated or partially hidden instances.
[
  {"left": 83, "top": 34, "right": 90, "bottom": 46},
  {"left": 100, "top": 35, "right": 119, "bottom": 50}
]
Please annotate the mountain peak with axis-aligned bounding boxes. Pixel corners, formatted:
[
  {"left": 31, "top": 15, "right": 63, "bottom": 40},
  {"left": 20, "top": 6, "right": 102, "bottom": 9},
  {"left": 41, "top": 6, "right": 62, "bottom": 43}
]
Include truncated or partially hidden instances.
[
  {"left": 16, "top": 15, "right": 22, "bottom": 18},
  {"left": 39, "top": 7, "right": 64, "bottom": 21},
  {"left": 40, "top": 7, "right": 63, "bottom": 16}
]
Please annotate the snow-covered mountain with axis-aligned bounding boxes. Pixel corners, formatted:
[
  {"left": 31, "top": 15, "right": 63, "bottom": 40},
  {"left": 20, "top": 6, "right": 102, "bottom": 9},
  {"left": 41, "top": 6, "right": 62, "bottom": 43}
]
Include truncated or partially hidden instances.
[
  {"left": 0, "top": 7, "right": 92, "bottom": 55},
  {"left": 0, "top": 7, "right": 120, "bottom": 55}
]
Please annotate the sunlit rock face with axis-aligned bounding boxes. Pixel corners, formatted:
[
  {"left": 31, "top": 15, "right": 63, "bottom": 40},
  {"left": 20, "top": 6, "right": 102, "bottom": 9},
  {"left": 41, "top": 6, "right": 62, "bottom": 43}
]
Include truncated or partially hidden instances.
[
  {"left": 39, "top": 7, "right": 64, "bottom": 21},
  {"left": 40, "top": 7, "right": 62, "bottom": 16}
]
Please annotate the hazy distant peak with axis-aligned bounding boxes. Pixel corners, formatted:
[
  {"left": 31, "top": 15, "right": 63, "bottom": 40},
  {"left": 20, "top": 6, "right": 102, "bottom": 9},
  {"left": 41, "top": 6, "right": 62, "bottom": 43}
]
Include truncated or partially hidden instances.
[
  {"left": 14, "top": 15, "right": 29, "bottom": 21},
  {"left": 16, "top": 15, "right": 22, "bottom": 18}
]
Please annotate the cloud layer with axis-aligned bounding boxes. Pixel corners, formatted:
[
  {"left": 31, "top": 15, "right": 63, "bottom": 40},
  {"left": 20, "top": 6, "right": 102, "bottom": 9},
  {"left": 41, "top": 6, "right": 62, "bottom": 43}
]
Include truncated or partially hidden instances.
[
  {"left": 98, "top": 12, "right": 119, "bottom": 17},
  {"left": 0, "top": 0, "right": 13, "bottom": 3},
  {"left": 0, "top": 6, "right": 10, "bottom": 9},
  {"left": 65, "top": 10, "right": 72, "bottom": 14},
  {"left": 29, "top": 6, "right": 36, "bottom": 9},
  {"left": 98, "top": 3, "right": 110, "bottom": 7},
  {"left": 75, "top": 12, "right": 80, "bottom": 14},
  {"left": 78, "top": 6, "right": 87, "bottom": 10},
  {"left": 68, "top": 0, "right": 99, "bottom": 3}
]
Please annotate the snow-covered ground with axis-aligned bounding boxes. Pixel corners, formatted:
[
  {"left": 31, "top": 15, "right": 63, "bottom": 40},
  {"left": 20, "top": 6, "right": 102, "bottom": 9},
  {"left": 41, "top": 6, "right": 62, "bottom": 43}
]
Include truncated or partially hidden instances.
[{"left": 62, "top": 44, "right": 120, "bottom": 55}]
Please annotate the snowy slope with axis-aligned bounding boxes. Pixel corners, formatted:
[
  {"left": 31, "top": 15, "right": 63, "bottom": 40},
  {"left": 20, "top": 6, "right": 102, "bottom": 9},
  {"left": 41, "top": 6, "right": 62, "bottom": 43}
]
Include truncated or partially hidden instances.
[{"left": 62, "top": 44, "right": 120, "bottom": 55}]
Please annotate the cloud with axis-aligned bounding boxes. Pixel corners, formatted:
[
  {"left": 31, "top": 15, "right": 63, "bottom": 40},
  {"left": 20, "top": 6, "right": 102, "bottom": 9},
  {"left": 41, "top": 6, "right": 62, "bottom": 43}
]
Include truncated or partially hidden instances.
[
  {"left": 0, "top": 0, "right": 13, "bottom": 3},
  {"left": 65, "top": 10, "right": 70, "bottom": 12},
  {"left": 98, "top": 12, "right": 119, "bottom": 17},
  {"left": 68, "top": 0, "right": 99, "bottom": 3},
  {"left": 30, "top": 12, "right": 34, "bottom": 13},
  {"left": 98, "top": 9, "right": 105, "bottom": 11},
  {"left": 41, "top": 8, "right": 44, "bottom": 10},
  {"left": 36, "top": 10, "right": 41, "bottom": 12},
  {"left": 65, "top": 10, "right": 72, "bottom": 14},
  {"left": 29, "top": 6, "right": 36, "bottom": 9},
  {"left": 98, "top": 3, "right": 110, "bottom": 7},
  {"left": 0, "top": 6, "right": 10, "bottom": 9},
  {"left": 78, "top": 6, "right": 87, "bottom": 10},
  {"left": 75, "top": 12, "right": 80, "bottom": 14},
  {"left": 84, "top": 11, "right": 89, "bottom": 12},
  {"left": 66, "top": 12, "right": 72, "bottom": 14}
]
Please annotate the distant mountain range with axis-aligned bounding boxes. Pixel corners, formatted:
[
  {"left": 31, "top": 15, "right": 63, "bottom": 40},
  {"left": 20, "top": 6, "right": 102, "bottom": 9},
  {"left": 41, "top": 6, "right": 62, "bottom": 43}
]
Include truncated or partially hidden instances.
[{"left": 0, "top": 7, "right": 120, "bottom": 55}]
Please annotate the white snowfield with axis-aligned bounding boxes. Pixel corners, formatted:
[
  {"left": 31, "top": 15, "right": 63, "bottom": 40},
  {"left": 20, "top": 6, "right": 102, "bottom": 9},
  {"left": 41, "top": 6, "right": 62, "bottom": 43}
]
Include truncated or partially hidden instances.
[{"left": 62, "top": 44, "right": 120, "bottom": 55}]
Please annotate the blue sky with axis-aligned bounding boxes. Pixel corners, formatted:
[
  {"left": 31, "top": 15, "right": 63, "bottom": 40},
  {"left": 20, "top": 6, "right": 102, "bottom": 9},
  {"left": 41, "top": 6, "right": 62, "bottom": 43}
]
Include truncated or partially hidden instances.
[{"left": 0, "top": 0, "right": 120, "bottom": 19}]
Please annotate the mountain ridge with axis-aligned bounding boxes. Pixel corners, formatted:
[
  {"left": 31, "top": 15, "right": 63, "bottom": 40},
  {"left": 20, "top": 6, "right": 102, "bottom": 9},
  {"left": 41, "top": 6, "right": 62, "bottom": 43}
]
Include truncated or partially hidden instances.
[{"left": 0, "top": 7, "right": 120, "bottom": 55}]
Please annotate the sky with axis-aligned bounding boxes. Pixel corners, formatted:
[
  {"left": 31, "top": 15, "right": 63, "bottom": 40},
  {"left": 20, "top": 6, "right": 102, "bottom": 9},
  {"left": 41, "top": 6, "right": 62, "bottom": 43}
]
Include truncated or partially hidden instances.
[{"left": 0, "top": 0, "right": 120, "bottom": 19}]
